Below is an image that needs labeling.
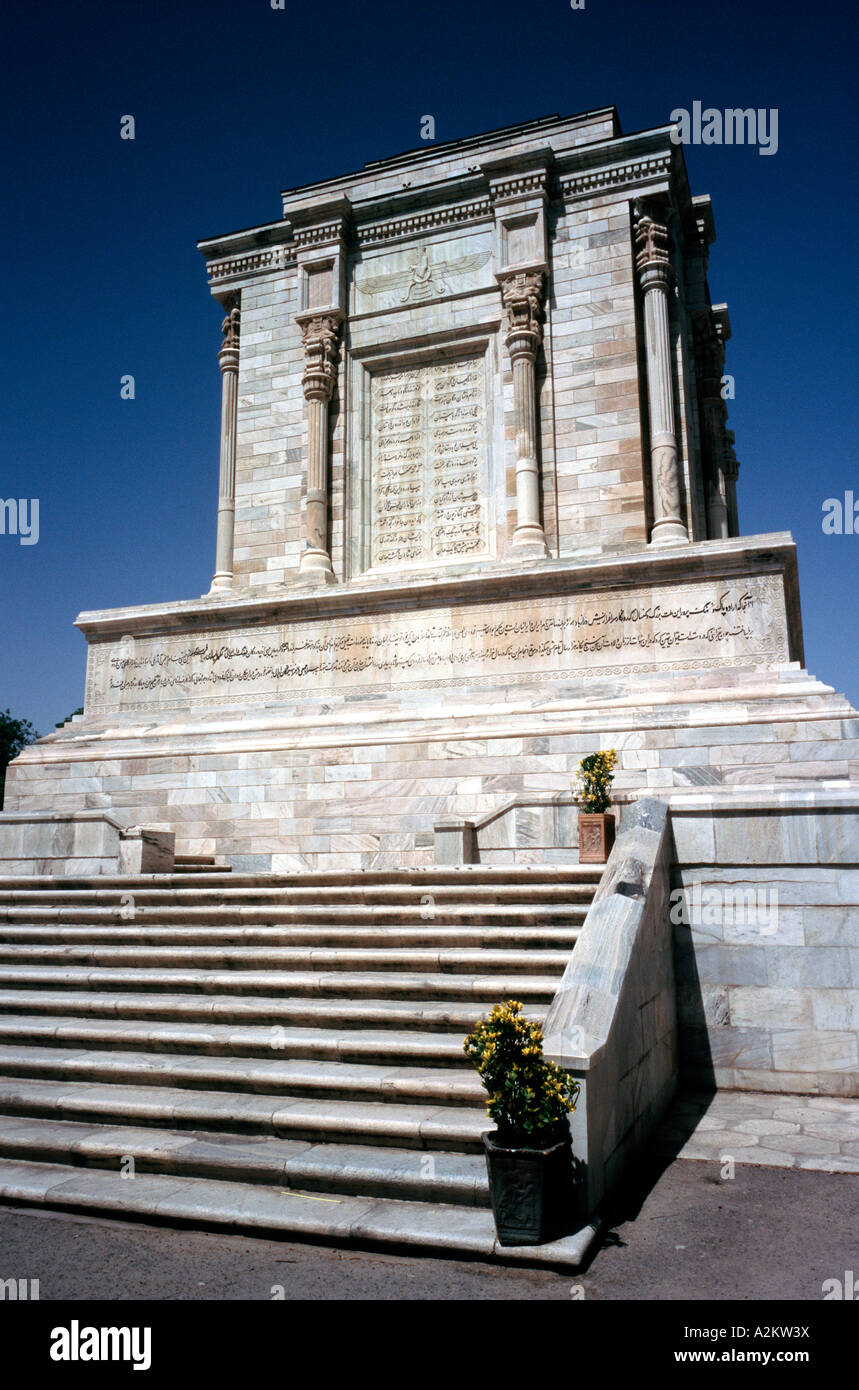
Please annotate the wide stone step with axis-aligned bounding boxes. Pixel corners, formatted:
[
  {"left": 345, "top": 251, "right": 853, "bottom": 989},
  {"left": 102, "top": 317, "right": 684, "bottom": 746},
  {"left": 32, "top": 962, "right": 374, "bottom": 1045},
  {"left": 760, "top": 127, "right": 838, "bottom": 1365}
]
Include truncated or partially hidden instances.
[
  {"left": 0, "top": 923, "right": 581, "bottom": 948},
  {"left": 0, "top": 1077, "right": 488, "bottom": 1150},
  {"left": 0, "top": 989, "right": 547, "bottom": 1031},
  {"left": 0, "top": 1015, "right": 470, "bottom": 1066},
  {"left": 0, "top": 881, "right": 597, "bottom": 908},
  {"left": 0, "top": 1156, "right": 598, "bottom": 1266},
  {"left": 0, "top": 966, "right": 560, "bottom": 1001},
  {"left": 0, "top": 866, "right": 601, "bottom": 893},
  {"left": 0, "top": 903, "right": 587, "bottom": 927},
  {"left": 0, "top": 1045, "right": 485, "bottom": 1105},
  {"left": 0, "top": 944, "right": 571, "bottom": 974},
  {"left": 0, "top": 1115, "right": 489, "bottom": 1205}
]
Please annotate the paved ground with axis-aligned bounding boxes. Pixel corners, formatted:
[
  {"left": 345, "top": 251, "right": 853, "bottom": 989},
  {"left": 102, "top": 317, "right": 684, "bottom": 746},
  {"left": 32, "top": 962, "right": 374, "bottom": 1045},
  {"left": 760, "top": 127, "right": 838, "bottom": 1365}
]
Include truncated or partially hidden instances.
[
  {"left": 653, "top": 1090, "right": 859, "bottom": 1172},
  {"left": 1, "top": 1152, "right": 855, "bottom": 1300}
]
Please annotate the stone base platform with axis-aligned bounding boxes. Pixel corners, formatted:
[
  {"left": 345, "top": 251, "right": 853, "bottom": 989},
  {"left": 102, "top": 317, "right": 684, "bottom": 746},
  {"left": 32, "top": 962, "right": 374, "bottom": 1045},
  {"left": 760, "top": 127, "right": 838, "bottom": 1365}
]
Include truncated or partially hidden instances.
[{"left": 4, "top": 533, "right": 857, "bottom": 870}]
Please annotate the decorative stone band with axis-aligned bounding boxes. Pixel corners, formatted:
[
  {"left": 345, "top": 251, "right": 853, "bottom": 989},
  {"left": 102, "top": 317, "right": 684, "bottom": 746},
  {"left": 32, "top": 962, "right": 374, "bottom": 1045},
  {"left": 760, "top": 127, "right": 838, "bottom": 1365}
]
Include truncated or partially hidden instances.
[
  {"left": 498, "top": 270, "right": 549, "bottom": 557},
  {"left": 209, "top": 299, "right": 241, "bottom": 595},
  {"left": 207, "top": 244, "right": 295, "bottom": 286},
  {"left": 634, "top": 205, "right": 689, "bottom": 548},
  {"left": 296, "top": 310, "right": 344, "bottom": 583}
]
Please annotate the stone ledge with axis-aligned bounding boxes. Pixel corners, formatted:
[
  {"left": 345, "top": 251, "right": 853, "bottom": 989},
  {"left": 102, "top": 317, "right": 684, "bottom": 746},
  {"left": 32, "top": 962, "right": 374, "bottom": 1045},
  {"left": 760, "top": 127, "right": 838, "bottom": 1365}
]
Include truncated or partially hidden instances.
[{"left": 73, "top": 532, "right": 803, "bottom": 643}]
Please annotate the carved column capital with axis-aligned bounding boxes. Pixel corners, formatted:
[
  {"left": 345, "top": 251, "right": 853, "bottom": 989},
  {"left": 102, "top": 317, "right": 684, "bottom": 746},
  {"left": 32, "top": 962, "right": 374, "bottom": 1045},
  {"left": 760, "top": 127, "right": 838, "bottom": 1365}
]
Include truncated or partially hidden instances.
[
  {"left": 634, "top": 205, "right": 674, "bottom": 293},
  {"left": 692, "top": 313, "right": 725, "bottom": 399},
  {"left": 498, "top": 269, "right": 544, "bottom": 360},
  {"left": 218, "top": 301, "right": 241, "bottom": 375},
  {"left": 297, "top": 310, "right": 343, "bottom": 402}
]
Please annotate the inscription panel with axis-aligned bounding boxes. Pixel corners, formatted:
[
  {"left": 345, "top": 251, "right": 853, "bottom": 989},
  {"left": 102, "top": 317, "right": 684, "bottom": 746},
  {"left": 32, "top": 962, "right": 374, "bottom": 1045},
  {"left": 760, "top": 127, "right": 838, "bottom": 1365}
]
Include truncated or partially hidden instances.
[
  {"left": 370, "top": 353, "right": 489, "bottom": 570},
  {"left": 85, "top": 574, "right": 790, "bottom": 713}
]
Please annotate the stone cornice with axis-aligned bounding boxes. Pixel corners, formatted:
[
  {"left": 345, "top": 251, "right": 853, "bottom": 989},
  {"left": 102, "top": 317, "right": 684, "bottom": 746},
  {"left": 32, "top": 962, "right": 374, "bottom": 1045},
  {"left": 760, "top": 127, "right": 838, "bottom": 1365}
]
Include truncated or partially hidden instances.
[
  {"left": 75, "top": 534, "right": 801, "bottom": 644},
  {"left": 205, "top": 241, "right": 295, "bottom": 287},
  {"left": 279, "top": 110, "right": 618, "bottom": 208},
  {"left": 200, "top": 123, "right": 696, "bottom": 286},
  {"left": 356, "top": 198, "right": 493, "bottom": 247}
]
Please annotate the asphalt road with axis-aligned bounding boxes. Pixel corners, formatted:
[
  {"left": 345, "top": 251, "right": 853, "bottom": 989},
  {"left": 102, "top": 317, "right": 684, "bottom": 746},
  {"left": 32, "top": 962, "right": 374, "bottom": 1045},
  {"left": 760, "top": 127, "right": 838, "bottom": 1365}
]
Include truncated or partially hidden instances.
[{"left": 0, "top": 1154, "right": 856, "bottom": 1301}]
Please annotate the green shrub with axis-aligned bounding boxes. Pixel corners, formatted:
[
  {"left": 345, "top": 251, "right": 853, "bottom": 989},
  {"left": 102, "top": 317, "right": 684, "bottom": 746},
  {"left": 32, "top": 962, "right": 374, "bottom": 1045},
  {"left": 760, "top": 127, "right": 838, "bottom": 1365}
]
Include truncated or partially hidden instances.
[
  {"left": 574, "top": 748, "right": 618, "bottom": 813},
  {"left": 463, "top": 1000, "right": 579, "bottom": 1148}
]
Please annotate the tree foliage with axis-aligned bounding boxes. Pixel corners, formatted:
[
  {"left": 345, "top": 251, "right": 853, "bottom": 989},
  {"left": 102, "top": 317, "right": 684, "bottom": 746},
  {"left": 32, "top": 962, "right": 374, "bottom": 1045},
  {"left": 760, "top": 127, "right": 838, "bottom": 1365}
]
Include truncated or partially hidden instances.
[{"left": 0, "top": 709, "right": 39, "bottom": 809}]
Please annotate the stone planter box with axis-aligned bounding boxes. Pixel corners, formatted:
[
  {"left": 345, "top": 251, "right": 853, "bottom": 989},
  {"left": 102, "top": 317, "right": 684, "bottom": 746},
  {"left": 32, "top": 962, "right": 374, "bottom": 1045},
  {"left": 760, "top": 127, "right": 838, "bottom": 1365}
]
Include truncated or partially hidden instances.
[
  {"left": 578, "top": 812, "right": 616, "bottom": 864},
  {"left": 483, "top": 1131, "right": 576, "bottom": 1246}
]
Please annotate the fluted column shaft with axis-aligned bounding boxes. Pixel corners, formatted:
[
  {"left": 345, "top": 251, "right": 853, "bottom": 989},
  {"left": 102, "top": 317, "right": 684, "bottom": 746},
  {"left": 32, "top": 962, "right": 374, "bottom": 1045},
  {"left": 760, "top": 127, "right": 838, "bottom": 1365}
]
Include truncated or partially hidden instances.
[
  {"left": 636, "top": 212, "right": 689, "bottom": 547},
  {"left": 704, "top": 395, "right": 729, "bottom": 539},
  {"left": 210, "top": 305, "right": 240, "bottom": 594},
  {"left": 297, "top": 311, "right": 342, "bottom": 584},
  {"left": 499, "top": 271, "right": 549, "bottom": 557}
]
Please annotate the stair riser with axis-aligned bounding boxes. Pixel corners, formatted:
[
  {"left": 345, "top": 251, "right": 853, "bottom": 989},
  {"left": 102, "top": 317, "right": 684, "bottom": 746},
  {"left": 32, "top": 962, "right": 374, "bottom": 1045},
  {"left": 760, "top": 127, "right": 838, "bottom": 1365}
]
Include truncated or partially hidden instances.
[
  {"left": 0, "top": 1059, "right": 484, "bottom": 1106},
  {"left": 0, "top": 1135, "right": 490, "bottom": 1207},
  {"left": 0, "top": 974, "right": 558, "bottom": 1001},
  {"left": 0, "top": 881, "right": 595, "bottom": 902},
  {"left": 0, "top": 907, "right": 587, "bottom": 926},
  {"left": 0, "top": 1034, "right": 465, "bottom": 1067},
  {"left": 0, "top": 1096, "right": 485, "bottom": 1152},
  {"left": 0, "top": 994, "right": 546, "bottom": 1031},
  {"left": 0, "top": 949, "right": 570, "bottom": 974},
  {"left": 0, "top": 927, "right": 581, "bottom": 947},
  {"left": 0, "top": 870, "right": 600, "bottom": 892}
]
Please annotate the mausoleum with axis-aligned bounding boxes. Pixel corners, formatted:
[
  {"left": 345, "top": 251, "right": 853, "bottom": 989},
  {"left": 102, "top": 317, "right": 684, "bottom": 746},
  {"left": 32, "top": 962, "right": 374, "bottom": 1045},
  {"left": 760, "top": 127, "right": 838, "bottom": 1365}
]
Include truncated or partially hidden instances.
[{"left": 0, "top": 111, "right": 855, "bottom": 1256}]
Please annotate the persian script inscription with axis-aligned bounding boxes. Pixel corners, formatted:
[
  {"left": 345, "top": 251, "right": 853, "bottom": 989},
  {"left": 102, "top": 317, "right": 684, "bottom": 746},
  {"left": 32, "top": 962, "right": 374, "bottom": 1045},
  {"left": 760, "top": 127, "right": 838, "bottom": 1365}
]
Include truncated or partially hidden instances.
[
  {"left": 370, "top": 355, "right": 489, "bottom": 569},
  {"left": 87, "top": 577, "right": 790, "bottom": 711}
]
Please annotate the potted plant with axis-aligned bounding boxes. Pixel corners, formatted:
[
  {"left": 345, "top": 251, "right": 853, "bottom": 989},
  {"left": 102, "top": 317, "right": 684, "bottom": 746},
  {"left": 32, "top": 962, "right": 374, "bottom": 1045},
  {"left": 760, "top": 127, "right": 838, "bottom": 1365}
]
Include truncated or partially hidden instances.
[
  {"left": 463, "top": 999, "right": 580, "bottom": 1246},
  {"left": 574, "top": 748, "right": 618, "bottom": 863}
]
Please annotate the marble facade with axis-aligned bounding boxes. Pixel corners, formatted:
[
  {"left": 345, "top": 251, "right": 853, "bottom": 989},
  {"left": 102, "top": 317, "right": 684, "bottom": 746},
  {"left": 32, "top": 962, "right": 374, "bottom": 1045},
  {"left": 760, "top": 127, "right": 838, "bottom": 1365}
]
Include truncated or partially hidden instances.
[{"left": 4, "top": 109, "right": 857, "bottom": 872}]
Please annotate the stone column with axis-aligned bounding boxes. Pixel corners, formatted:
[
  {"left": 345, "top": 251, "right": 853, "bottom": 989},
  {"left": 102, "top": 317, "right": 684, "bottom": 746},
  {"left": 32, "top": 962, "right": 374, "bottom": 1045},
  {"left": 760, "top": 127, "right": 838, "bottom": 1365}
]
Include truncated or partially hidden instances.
[
  {"left": 635, "top": 209, "right": 689, "bottom": 546},
  {"left": 499, "top": 270, "right": 549, "bottom": 557},
  {"left": 723, "top": 430, "right": 740, "bottom": 537},
  {"left": 296, "top": 310, "right": 343, "bottom": 583},
  {"left": 209, "top": 301, "right": 240, "bottom": 594},
  {"left": 693, "top": 316, "right": 730, "bottom": 540}
]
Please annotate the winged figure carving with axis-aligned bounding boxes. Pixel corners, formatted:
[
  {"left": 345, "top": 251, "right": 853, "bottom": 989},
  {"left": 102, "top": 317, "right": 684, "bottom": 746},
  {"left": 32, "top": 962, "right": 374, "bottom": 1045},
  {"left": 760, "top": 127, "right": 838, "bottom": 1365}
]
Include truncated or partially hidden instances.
[{"left": 358, "top": 246, "right": 491, "bottom": 303}]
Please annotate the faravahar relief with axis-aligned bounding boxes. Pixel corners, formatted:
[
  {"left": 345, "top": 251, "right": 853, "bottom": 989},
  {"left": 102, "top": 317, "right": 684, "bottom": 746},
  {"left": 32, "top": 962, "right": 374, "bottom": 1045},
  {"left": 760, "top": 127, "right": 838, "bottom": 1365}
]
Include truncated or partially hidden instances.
[{"left": 354, "top": 242, "right": 492, "bottom": 310}]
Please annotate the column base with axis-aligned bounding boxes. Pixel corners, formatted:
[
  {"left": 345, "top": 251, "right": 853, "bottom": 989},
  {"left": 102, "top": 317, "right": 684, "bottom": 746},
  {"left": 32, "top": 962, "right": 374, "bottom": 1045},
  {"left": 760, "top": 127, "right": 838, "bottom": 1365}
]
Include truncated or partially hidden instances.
[
  {"left": 649, "top": 519, "right": 690, "bottom": 547},
  {"left": 206, "top": 573, "right": 234, "bottom": 596},
  {"left": 509, "top": 526, "right": 550, "bottom": 559},
  {"left": 298, "top": 549, "right": 337, "bottom": 585}
]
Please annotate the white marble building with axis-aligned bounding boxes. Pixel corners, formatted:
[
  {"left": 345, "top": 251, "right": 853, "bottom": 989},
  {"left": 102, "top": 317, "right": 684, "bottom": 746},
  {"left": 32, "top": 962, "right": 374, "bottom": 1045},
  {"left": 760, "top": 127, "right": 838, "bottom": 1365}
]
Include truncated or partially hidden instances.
[{"left": 2, "top": 109, "right": 858, "bottom": 1129}]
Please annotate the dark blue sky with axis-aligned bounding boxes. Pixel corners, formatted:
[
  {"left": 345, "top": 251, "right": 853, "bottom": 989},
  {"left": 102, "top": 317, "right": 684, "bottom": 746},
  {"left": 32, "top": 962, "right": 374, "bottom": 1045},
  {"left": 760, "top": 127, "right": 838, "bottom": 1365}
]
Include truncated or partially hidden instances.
[{"left": 3, "top": 0, "right": 857, "bottom": 732}]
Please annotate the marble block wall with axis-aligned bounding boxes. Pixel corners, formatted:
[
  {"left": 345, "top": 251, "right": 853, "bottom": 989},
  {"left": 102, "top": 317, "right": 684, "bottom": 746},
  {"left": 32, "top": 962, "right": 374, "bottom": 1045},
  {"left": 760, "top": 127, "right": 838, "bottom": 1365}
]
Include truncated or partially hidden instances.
[{"left": 670, "top": 791, "right": 859, "bottom": 1096}]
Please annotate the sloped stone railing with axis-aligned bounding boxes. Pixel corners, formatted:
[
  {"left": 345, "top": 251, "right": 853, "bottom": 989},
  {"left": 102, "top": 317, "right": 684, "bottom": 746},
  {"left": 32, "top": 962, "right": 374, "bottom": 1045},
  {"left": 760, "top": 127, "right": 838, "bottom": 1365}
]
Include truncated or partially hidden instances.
[
  {"left": 543, "top": 797, "right": 677, "bottom": 1217},
  {"left": 433, "top": 790, "right": 637, "bottom": 865}
]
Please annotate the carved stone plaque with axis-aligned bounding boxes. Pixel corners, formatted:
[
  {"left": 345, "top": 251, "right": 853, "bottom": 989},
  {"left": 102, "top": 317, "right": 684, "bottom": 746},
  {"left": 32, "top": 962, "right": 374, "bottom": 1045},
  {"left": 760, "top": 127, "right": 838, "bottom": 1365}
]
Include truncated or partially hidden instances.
[{"left": 370, "top": 353, "right": 489, "bottom": 569}]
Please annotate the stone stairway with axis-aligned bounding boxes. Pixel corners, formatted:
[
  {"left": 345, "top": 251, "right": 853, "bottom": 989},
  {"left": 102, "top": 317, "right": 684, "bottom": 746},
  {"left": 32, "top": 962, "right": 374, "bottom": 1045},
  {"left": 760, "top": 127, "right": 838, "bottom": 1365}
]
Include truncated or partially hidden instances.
[{"left": 0, "top": 867, "right": 601, "bottom": 1264}]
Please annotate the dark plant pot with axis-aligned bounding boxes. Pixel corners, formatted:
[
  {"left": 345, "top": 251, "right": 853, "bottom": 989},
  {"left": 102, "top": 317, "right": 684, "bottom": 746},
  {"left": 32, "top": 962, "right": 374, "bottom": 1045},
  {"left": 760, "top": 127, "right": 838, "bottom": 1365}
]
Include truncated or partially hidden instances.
[
  {"left": 578, "top": 811, "right": 615, "bottom": 864},
  {"left": 482, "top": 1131, "right": 575, "bottom": 1246}
]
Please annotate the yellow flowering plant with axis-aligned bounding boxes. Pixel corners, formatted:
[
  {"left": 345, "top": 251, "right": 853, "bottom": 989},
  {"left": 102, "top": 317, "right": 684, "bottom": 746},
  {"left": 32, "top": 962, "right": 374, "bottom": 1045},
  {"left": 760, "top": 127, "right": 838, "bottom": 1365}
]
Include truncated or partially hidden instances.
[
  {"left": 463, "top": 1000, "right": 579, "bottom": 1148},
  {"left": 574, "top": 748, "right": 618, "bottom": 814}
]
